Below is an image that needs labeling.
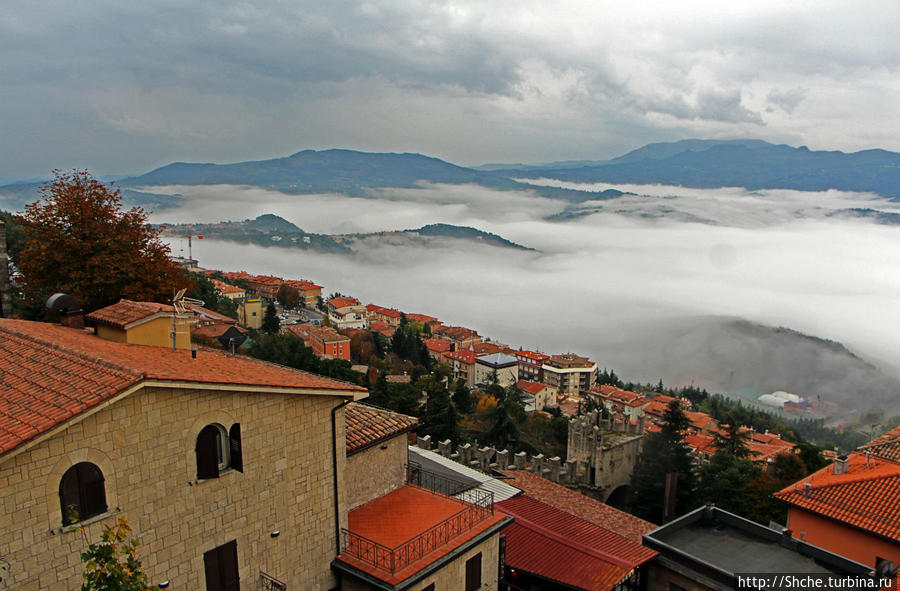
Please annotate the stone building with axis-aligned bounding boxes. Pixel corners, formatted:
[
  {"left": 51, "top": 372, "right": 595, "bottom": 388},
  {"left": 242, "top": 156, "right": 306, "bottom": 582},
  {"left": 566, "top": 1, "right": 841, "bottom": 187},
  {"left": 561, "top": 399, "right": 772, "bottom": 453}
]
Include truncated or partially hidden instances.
[
  {"left": 567, "top": 409, "right": 644, "bottom": 503},
  {"left": 1, "top": 307, "right": 511, "bottom": 591}
]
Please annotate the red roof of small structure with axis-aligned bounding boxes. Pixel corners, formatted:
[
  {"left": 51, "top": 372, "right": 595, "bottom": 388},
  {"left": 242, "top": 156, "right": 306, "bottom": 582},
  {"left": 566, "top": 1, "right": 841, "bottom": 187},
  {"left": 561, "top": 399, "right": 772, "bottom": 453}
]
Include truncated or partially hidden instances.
[
  {"left": 515, "top": 350, "right": 551, "bottom": 362},
  {"left": 329, "top": 296, "right": 361, "bottom": 308},
  {"left": 86, "top": 299, "right": 178, "bottom": 329},
  {"left": 423, "top": 338, "right": 452, "bottom": 353},
  {"left": 0, "top": 319, "right": 366, "bottom": 457},
  {"left": 444, "top": 350, "right": 478, "bottom": 364},
  {"left": 344, "top": 403, "right": 418, "bottom": 454},
  {"left": 186, "top": 303, "right": 236, "bottom": 324},
  {"left": 499, "top": 470, "right": 656, "bottom": 542},
  {"left": 774, "top": 453, "right": 900, "bottom": 541},
  {"left": 517, "top": 380, "right": 551, "bottom": 396},
  {"left": 336, "top": 485, "right": 508, "bottom": 586},
  {"left": 496, "top": 495, "right": 657, "bottom": 591},
  {"left": 593, "top": 385, "right": 650, "bottom": 407}
]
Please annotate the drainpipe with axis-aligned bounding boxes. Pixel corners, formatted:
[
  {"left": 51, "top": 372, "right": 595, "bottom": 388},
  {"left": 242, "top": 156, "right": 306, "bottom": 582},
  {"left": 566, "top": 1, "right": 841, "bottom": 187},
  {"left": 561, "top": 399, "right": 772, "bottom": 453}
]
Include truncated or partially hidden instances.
[{"left": 331, "top": 398, "right": 352, "bottom": 555}]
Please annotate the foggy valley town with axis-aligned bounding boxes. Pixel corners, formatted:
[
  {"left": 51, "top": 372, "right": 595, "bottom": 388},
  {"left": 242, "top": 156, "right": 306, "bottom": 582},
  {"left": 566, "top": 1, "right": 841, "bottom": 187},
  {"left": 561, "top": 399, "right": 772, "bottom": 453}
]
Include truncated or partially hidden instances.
[{"left": 2, "top": 1, "right": 900, "bottom": 589}]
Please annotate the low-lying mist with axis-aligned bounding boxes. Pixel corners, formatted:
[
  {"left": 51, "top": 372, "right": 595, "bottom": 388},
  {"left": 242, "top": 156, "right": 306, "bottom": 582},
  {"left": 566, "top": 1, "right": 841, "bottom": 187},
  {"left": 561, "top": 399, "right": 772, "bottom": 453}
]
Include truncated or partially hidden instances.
[{"left": 153, "top": 181, "right": 900, "bottom": 415}]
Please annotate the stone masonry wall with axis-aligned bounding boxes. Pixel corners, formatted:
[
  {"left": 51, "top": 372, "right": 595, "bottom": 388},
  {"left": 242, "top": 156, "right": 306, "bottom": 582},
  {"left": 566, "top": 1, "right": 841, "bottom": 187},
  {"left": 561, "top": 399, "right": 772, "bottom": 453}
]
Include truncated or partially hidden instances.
[
  {"left": 0, "top": 384, "right": 351, "bottom": 591},
  {"left": 345, "top": 432, "right": 408, "bottom": 511}
]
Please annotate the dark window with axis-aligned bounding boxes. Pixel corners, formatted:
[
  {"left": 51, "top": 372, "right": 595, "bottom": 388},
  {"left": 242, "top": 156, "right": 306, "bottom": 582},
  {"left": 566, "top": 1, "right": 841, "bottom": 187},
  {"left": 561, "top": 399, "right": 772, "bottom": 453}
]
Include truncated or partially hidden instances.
[
  {"left": 465, "top": 553, "right": 482, "bottom": 591},
  {"left": 422, "top": 585, "right": 435, "bottom": 591},
  {"left": 59, "top": 462, "right": 107, "bottom": 526},
  {"left": 204, "top": 540, "right": 240, "bottom": 591},
  {"left": 197, "top": 423, "right": 242, "bottom": 479},
  {"left": 229, "top": 424, "right": 243, "bottom": 473}
]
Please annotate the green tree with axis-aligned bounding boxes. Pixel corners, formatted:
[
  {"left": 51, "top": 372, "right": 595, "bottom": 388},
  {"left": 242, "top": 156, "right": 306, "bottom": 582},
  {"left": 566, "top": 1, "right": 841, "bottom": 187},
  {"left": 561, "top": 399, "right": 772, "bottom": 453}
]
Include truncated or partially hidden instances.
[
  {"left": 483, "top": 377, "right": 526, "bottom": 449},
  {"left": 0, "top": 210, "right": 25, "bottom": 263},
  {"left": 453, "top": 379, "right": 474, "bottom": 414},
  {"left": 630, "top": 400, "right": 697, "bottom": 523},
  {"left": 419, "top": 378, "right": 461, "bottom": 444},
  {"left": 80, "top": 517, "right": 151, "bottom": 591},
  {"left": 714, "top": 416, "right": 751, "bottom": 458},
  {"left": 276, "top": 284, "right": 301, "bottom": 310},
  {"left": 17, "top": 171, "right": 188, "bottom": 312},
  {"left": 261, "top": 302, "right": 280, "bottom": 334},
  {"left": 697, "top": 450, "right": 762, "bottom": 516},
  {"left": 187, "top": 272, "right": 237, "bottom": 319}
]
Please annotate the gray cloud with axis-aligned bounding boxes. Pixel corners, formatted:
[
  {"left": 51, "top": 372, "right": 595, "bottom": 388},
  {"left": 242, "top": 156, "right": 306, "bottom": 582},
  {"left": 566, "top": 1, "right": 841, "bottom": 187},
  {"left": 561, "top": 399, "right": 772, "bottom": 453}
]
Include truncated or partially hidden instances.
[{"left": 1, "top": 1, "right": 899, "bottom": 178}]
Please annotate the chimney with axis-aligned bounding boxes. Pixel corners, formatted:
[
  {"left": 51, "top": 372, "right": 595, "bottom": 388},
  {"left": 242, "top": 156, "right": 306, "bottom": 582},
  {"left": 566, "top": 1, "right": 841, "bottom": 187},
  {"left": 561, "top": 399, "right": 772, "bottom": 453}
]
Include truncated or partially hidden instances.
[
  {"left": 781, "top": 529, "right": 794, "bottom": 549},
  {"left": 0, "top": 220, "right": 11, "bottom": 318},
  {"left": 833, "top": 455, "right": 849, "bottom": 475},
  {"left": 803, "top": 482, "right": 811, "bottom": 498},
  {"left": 46, "top": 293, "right": 84, "bottom": 329}
]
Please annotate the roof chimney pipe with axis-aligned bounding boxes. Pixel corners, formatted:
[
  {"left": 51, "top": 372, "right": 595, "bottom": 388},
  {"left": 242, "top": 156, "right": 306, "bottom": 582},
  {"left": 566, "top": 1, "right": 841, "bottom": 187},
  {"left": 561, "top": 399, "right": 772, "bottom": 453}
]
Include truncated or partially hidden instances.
[
  {"left": 833, "top": 455, "right": 849, "bottom": 476},
  {"left": 46, "top": 293, "right": 84, "bottom": 329}
]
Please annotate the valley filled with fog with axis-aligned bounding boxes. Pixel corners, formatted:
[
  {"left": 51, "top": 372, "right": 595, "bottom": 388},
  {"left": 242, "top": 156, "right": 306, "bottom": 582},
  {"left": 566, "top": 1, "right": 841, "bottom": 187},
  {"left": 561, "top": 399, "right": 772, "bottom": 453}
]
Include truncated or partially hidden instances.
[{"left": 151, "top": 182, "right": 900, "bottom": 416}]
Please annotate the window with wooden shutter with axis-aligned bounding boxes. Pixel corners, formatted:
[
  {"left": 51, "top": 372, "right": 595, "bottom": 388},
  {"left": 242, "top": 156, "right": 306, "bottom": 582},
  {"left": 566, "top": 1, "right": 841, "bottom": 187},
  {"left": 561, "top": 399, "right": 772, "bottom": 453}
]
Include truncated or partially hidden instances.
[
  {"left": 59, "top": 462, "right": 107, "bottom": 526},
  {"left": 465, "top": 552, "right": 482, "bottom": 591},
  {"left": 204, "top": 540, "right": 240, "bottom": 591},
  {"left": 197, "top": 425, "right": 221, "bottom": 479},
  {"left": 229, "top": 424, "right": 242, "bottom": 473}
]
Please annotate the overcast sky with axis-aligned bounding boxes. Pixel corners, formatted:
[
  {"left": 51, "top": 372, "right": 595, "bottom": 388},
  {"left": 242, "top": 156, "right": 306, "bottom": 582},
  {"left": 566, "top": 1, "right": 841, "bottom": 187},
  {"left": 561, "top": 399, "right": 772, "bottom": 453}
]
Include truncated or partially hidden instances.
[{"left": 2, "top": 0, "right": 898, "bottom": 180}]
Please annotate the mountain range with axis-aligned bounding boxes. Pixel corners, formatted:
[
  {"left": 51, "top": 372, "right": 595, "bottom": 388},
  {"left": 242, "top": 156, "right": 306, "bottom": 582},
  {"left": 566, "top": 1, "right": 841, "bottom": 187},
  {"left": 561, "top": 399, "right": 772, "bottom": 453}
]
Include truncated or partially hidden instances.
[{"left": 4, "top": 138, "right": 897, "bottom": 211}]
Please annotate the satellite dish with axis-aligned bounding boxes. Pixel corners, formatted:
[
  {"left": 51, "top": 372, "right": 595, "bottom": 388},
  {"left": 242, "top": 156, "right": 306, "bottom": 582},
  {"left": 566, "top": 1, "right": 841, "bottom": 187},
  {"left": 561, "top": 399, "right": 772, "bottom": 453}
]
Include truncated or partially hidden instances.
[{"left": 217, "top": 327, "right": 248, "bottom": 353}]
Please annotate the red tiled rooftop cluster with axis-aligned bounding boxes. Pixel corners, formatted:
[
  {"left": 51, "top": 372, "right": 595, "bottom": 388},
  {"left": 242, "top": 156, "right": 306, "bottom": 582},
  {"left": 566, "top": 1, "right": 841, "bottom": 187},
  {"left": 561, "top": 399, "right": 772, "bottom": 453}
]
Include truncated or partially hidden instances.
[
  {"left": 85, "top": 299, "right": 177, "bottom": 329},
  {"left": 593, "top": 385, "right": 650, "bottom": 408},
  {"left": 328, "top": 296, "right": 361, "bottom": 309},
  {"left": 366, "top": 304, "right": 402, "bottom": 319},
  {"left": 774, "top": 453, "right": 900, "bottom": 541},
  {"left": 444, "top": 350, "right": 478, "bottom": 364},
  {"left": 423, "top": 338, "right": 451, "bottom": 353},
  {"left": 0, "top": 319, "right": 365, "bottom": 456}
]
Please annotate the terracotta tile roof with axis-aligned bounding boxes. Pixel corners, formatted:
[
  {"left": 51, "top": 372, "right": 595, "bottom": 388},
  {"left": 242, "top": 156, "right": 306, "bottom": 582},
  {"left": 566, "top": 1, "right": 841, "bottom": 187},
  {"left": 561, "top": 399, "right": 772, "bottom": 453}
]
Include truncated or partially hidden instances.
[
  {"left": 515, "top": 350, "right": 550, "bottom": 362},
  {"left": 774, "top": 453, "right": 900, "bottom": 541},
  {"left": 444, "top": 350, "right": 478, "bottom": 364},
  {"left": 498, "top": 470, "right": 657, "bottom": 542},
  {"left": 545, "top": 353, "right": 594, "bottom": 369},
  {"left": 0, "top": 319, "right": 366, "bottom": 457},
  {"left": 434, "top": 325, "right": 479, "bottom": 341},
  {"left": 344, "top": 402, "right": 418, "bottom": 455},
  {"left": 286, "top": 323, "right": 349, "bottom": 344},
  {"left": 859, "top": 426, "right": 900, "bottom": 462},
  {"left": 210, "top": 279, "right": 245, "bottom": 295},
  {"left": 190, "top": 323, "right": 246, "bottom": 340},
  {"left": 423, "top": 338, "right": 452, "bottom": 353},
  {"left": 496, "top": 495, "right": 657, "bottom": 591},
  {"left": 336, "top": 484, "right": 508, "bottom": 586},
  {"left": 471, "top": 342, "right": 502, "bottom": 355},
  {"left": 686, "top": 411, "right": 718, "bottom": 431},
  {"left": 406, "top": 313, "right": 438, "bottom": 324},
  {"left": 517, "top": 380, "right": 551, "bottom": 396},
  {"left": 593, "top": 385, "right": 651, "bottom": 407},
  {"left": 367, "top": 320, "right": 395, "bottom": 337},
  {"left": 328, "top": 296, "right": 361, "bottom": 309},
  {"left": 86, "top": 299, "right": 178, "bottom": 329}
]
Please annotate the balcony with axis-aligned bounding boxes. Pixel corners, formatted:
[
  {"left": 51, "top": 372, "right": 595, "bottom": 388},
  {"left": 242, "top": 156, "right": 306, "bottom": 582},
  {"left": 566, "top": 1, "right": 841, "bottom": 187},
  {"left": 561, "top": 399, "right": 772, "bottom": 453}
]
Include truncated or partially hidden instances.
[{"left": 336, "top": 467, "right": 504, "bottom": 584}]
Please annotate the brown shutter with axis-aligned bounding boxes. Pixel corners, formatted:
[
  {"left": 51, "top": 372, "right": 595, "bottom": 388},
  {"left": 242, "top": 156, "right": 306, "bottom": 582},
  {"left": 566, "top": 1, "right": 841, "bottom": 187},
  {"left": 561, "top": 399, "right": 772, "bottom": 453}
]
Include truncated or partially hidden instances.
[
  {"left": 203, "top": 546, "right": 222, "bottom": 591},
  {"left": 229, "top": 424, "right": 243, "bottom": 473},
  {"left": 78, "top": 462, "right": 107, "bottom": 518},
  {"left": 465, "top": 553, "right": 482, "bottom": 591},
  {"left": 59, "top": 466, "right": 81, "bottom": 525},
  {"left": 221, "top": 540, "right": 240, "bottom": 591},
  {"left": 197, "top": 425, "right": 220, "bottom": 479}
]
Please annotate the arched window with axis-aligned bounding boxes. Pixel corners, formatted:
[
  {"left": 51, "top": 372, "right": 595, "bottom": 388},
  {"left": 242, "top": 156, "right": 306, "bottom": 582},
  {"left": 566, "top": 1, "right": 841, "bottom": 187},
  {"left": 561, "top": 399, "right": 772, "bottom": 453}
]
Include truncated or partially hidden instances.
[
  {"left": 59, "top": 462, "right": 107, "bottom": 526},
  {"left": 196, "top": 423, "right": 242, "bottom": 479}
]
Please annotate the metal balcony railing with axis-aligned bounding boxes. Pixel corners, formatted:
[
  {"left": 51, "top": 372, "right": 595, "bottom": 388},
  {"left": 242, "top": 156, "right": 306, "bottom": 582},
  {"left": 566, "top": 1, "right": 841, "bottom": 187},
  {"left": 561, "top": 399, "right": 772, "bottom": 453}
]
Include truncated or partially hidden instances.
[
  {"left": 259, "top": 570, "right": 286, "bottom": 591},
  {"left": 340, "top": 466, "right": 494, "bottom": 574}
]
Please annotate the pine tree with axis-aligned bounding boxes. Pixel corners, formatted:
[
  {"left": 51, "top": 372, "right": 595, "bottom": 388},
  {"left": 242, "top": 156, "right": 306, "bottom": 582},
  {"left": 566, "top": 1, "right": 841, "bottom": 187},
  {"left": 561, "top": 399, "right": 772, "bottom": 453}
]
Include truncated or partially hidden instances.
[
  {"left": 261, "top": 302, "right": 280, "bottom": 334},
  {"left": 453, "top": 380, "right": 473, "bottom": 414},
  {"left": 630, "top": 400, "right": 697, "bottom": 523}
]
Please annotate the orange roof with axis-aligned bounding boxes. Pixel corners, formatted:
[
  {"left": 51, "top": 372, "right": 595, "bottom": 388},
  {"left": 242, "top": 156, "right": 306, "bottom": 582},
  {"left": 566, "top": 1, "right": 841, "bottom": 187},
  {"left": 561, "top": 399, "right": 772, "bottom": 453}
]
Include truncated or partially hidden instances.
[
  {"left": 329, "top": 296, "right": 361, "bottom": 308},
  {"left": 344, "top": 403, "right": 418, "bottom": 455},
  {"left": 86, "top": 299, "right": 179, "bottom": 329},
  {"left": 406, "top": 313, "right": 437, "bottom": 324},
  {"left": 336, "top": 485, "right": 508, "bottom": 586},
  {"left": 186, "top": 303, "right": 236, "bottom": 324},
  {"left": 686, "top": 411, "right": 718, "bottom": 430},
  {"left": 210, "top": 279, "right": 244, "bottom": 295},
  {"left": 774, "top": 453, "right": 900, "bottom": 541},
  {"left": 0, "top": 319, "right": 366, "bottom": 457},
  {"left": 471, "top": 342, "right": 502, "bottom": 355},
  {"left": 859, "top": 425, "right": 900, "bottom": 462},
  {"left": 517, "top": 380, "right": 550, "bottom": 396},
  {"left": 499, "top": 470, "right": 656, "bottom": 542},
  {"left": 444, "top": 350, "right": 478, "bottom": 364},
  {"left": 423, "top": 338, "right": 452, "bottom": 353},
  {"left": 594, "top": 385, "right": 650, "bottom": 407},
  {"left": 515, "top": 350, "right": 550, "bottom": 362}
]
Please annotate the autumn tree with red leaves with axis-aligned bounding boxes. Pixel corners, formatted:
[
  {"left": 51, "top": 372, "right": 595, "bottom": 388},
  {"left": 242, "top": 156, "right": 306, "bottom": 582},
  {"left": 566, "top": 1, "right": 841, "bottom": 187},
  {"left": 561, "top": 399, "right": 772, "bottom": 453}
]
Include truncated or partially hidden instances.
[{"left": 18, "top": 171, "right": 187, "bottom": 312}]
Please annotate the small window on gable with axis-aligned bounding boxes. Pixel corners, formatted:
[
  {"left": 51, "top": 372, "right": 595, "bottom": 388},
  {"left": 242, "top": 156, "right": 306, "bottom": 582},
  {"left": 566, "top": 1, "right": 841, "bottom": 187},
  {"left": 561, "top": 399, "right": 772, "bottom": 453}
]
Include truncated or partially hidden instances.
[
  {"left": 59, "top": 462, "right": 107, "bottom": 526},
  {"left": 197, "top": 423, "right": 242, "bottom": 479}
]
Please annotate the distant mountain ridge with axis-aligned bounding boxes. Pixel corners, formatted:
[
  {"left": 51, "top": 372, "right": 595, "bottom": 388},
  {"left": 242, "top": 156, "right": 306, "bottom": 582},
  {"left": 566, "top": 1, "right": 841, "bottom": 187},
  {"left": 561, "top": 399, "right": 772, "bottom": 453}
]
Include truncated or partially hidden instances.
[
  {"left": 159, "top": 214, "right": 530, "bottom": 253},
  {"left": 496, "top": 139, "right": 900, "bottom": 199}
]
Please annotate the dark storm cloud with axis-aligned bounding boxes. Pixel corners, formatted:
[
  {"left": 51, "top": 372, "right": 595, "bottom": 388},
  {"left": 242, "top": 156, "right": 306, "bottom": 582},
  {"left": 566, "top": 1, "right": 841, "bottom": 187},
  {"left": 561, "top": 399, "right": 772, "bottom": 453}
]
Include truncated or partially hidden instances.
[{"left": 1, "top": 1, "right": 898, "bottom": 178}]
